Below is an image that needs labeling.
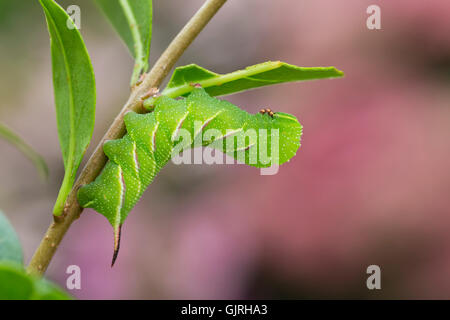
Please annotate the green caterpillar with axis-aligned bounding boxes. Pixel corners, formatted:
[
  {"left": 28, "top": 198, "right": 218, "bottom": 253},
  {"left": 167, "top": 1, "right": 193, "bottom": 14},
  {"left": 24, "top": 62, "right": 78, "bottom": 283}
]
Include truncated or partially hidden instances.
[{"left": 77, "top": 88, "right": 302, "bottom": 264}]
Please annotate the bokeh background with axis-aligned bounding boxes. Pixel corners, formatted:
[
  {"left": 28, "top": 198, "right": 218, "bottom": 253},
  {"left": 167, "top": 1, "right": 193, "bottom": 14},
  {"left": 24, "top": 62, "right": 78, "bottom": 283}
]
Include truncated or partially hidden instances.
[{"left": 1, "top": 0, "right": 450, "bottom": 299}]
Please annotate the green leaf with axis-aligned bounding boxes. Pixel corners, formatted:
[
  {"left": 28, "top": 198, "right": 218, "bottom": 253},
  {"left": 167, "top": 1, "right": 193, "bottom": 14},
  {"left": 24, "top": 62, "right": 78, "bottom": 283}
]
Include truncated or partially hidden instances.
[
  {"left": 0, "top": 122, "right": 48, "bottom": 180},
  {"left": 0, "top": 262, "right": 71, "bottom": 300},
  {"left": 39, "top": 0, "right": 96, "bottom": 215},
  {"left": 31, "top": 278, "right": 72, "bottom": 300},
  {"left": 0, "top": 211, "right": 23, "bottom": 264},
  {"left": 146, "top": 61, "right": 344, "bottom": 106},
  {"left": 95, "top": 0, "right": 152, "bottom": 85}
]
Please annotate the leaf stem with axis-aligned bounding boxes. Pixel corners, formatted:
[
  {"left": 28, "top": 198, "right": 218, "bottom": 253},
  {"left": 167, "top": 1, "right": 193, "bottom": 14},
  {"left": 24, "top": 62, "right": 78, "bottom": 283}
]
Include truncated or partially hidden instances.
[
  {"left": 52, "top": 169, "right": 74, "bottom": 215},
  {"left": 119, "top": 0, "right": 146, "bottom": 86},
  {"left": 27, "top": 0, "right": 228, "bottom": 276}
]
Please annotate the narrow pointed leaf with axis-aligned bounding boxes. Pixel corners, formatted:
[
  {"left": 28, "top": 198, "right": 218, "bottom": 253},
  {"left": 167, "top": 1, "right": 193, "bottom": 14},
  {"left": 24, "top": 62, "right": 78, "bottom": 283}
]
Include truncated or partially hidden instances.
[
  {"left": 95, "top": 0, "right": 152, "bottom": 85},
  {"left": 0, "top": 123, "right": 48, "bottom": 180},
  {"left": 0, "top": 211, "right": 23, "bottom": 264},
  {"left": 39, "top": 0, "right": 96, "bottom": 215},
  {"left": 149, "top": 61, "right": 344, "bottom": 106}
]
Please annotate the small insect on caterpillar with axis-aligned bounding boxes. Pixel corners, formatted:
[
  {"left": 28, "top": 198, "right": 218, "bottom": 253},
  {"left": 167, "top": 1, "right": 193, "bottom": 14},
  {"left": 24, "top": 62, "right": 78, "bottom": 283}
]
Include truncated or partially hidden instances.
[{"left": 78, "top": 88, "right": 302, "bottom": 265}]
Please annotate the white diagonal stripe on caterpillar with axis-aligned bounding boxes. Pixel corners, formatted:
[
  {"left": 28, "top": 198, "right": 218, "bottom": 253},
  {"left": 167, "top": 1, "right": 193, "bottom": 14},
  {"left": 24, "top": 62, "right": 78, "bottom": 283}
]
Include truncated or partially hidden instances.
[
  {"left": 150, "top": 121, "right": 159, "bottom": 152},
  {"left": 171, "top": 111, "right": 190, "bottom": 142},
  {"left": 132, "top": 142, "right": 142, "bottom": 195},
  {"left": 193, "top": 110, "right": 223, "bottom": 142}
]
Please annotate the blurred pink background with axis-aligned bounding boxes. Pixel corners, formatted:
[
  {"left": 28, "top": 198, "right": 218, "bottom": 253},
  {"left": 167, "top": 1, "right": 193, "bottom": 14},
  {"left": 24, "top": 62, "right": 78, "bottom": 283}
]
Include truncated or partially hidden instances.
[{"left": 1, "top": 0, "right": 450, "bottom": 299}]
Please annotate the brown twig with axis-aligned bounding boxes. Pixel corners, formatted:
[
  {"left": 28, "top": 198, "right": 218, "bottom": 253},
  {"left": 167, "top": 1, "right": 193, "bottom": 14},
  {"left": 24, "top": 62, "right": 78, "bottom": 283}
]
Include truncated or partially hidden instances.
[{"left": 27, "top": 0, "right": 228, "bottom": 276}]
